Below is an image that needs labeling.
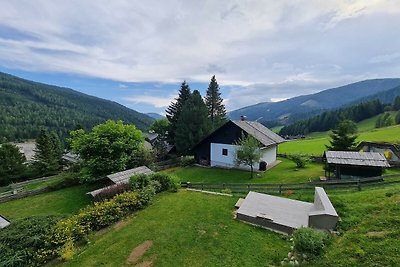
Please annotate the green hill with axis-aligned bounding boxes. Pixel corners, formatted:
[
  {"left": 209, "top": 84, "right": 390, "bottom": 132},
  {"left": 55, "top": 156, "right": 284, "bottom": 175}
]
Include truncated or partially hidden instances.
[
  {"left": 0, "top": 72, "right": 153, "bottom": 141},
  {"left": 279, "top": 121, "right": 400, "bottom": 156}
]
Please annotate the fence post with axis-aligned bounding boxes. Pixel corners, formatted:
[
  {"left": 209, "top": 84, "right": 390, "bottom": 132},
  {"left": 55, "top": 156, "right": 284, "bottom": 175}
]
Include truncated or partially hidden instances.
[
  {"left": 357, "top": 178, "right": 361, "bottom": 191},
  {"left": 201, "top": 184, "right": 204, "bottom": 190},
  {"left": 279, "top": 185, "right": 282, "bottom": 194},
  {"left": 247, "top": 184, "right": 250, "bottom": 190},
  {"left": 223, "top": 183, "right": 226, "bottom": 190}
]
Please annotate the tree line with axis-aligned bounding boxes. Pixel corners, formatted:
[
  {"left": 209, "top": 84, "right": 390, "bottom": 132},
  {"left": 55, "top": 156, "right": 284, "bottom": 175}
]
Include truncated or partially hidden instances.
[
  {"left": 279, "top": 99, "right": 386, "bottom": 136},
  {"left": 165, "top": 75, "right": 227, "bottom": 155}
]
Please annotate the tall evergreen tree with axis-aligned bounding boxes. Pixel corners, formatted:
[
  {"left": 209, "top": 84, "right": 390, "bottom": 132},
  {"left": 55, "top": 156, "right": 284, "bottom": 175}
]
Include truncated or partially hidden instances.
[
  {"left": 326, "top": 120, "right": 359, "bottom": 151},
  {"left": 205, "top": 75, "right": 226, "bottom": 129},
  {"left": 33, "top": 129, "right": 63, "bottom": 174},
  {"left": 393, "top": 96, "right": 400, "bottom": 110},
  {"left": 0, "top": 143, "right": 26, "bottom": 186},
  {"left": 165, "top": 81, "right": 191, "bottom": 143},
  {"left": 175, "top": 90, "right": 212, "bottom": 155}
]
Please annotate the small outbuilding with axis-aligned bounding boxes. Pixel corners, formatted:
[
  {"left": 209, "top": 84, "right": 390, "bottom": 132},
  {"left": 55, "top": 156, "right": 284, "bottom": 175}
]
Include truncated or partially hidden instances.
[
  {"left": 236, "top": 187, "right": 338, "bottom": 234},
  {"left": 0, "top": 215, "right": 10, "bottom": 229},
  {"left": 323, "top": 151, "right": 390, "bottom": 179},
  {"left": 192, "top": 119, "right": 285, "bottom": 171},
  {"left": 87, "top": 166, "right": 153, "bottom": 197},
  {"left": 357, "top": 141, "right": 400, "bottom": 166}
]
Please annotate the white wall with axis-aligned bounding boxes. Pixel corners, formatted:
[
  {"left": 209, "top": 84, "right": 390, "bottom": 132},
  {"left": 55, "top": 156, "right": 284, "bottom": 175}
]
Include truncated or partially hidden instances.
[
  {"left": 210, "top": 143, "right": 277, "bottom": 170},
  {"left": 260, "top": 146, "right": 277, "bottom": 165}
]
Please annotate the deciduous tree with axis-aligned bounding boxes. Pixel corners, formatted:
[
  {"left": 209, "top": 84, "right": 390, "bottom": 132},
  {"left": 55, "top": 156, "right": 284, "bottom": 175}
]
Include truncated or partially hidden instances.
[
  {"left": 234, "top": 133, "right": 262, "bottom": 178},
  {"left": 69, "top": 120, "right": 145, "bottom": 182}
]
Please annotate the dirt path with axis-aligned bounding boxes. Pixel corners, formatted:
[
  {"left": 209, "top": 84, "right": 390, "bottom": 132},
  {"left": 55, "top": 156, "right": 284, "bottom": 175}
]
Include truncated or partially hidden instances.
[{"left": 126, "top": 240, "right": 153, "bottom": 265}]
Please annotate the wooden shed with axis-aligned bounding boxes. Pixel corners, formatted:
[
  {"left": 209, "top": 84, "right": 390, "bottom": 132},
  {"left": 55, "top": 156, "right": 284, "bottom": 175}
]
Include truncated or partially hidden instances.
[{"left": 323, "top": 151, "right": 390, "bottom": 179}]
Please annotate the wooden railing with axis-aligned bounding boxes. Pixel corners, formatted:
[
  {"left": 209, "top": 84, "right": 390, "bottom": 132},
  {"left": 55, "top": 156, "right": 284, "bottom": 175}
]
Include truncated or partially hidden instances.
[{"left": 181, "top": 175, "right": 400, "bottom": 193}]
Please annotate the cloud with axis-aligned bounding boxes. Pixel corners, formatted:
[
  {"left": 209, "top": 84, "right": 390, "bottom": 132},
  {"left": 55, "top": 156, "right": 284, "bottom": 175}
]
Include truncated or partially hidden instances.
[
  {"left": 0, "top": 1, "right": 399, "bottom": 111},
  {"left": 124, "top": 94, "right": 177, "bottom": 108},
  {"left": 118, "top": 83, "right": 128, "bottom": 89}
]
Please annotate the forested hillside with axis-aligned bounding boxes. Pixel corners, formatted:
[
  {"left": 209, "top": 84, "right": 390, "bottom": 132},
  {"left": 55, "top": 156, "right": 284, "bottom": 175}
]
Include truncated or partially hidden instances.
[
  {"left": 0, "top": 72, "right": 153, "bottom": 141},
  {"left": 229, "top": 79, "right": 400, "bottom": 125},
  {"left": 279, "top": 97, "right": 400, "bottom": 136}
]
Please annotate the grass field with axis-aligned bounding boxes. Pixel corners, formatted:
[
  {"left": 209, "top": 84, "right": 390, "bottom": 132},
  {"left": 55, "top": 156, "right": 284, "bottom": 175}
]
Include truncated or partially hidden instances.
[
  {"left": 64, "top": 190, "right": 289, "bottom": 267},
  {"left": 58, "top": 183, "right": 400, "bottom": 267},
  {"left": 163, "top": 158, "right": 324, "bottom": 184},
  {"left": 279, "top": 124, "right": 400, "bottom": 155},
  {"left": 0, "top": 184, "right": 99, "bottom": 219}
]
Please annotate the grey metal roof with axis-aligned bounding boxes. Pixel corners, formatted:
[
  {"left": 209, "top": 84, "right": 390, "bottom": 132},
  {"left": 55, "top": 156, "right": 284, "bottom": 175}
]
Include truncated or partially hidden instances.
[
  {"left": 310, "top": 187, "right": 338, "bottom": 217},
  {"left": 232, "top": 120, "right": 286, "bottom": 147},
  {"left": 325, "top": 151, "right": 390, "bottom": 167},
  {"left": 237, "top": 191, "right": 313, "bottom": 229},
  {"left": 0, "top": 215, "right": 10, "bottom": 229},
  {"left": 107, "top": 166, "right": 154, "bottom": 184},
  {"left": 87, "top": 166, "right": 154, "bottom": 197}
]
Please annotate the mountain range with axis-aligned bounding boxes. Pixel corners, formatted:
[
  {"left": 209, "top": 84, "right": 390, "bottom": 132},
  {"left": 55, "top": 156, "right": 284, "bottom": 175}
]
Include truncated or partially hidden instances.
[
  {"left": 228, "top": 79, "right": 400, "bottom": 125},
  {"left": 0, "top": 72, "right": 153, "bottom": 141}
]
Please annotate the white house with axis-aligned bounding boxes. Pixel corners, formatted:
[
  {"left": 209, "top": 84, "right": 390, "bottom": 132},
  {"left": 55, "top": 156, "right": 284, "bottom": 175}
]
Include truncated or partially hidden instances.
[{"left": 192, "top": 119, "right": 285, "bottom": 171}]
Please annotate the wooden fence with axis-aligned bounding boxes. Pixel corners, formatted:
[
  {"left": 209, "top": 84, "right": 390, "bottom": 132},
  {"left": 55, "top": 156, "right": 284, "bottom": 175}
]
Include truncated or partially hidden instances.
[
  {"left": 0, "top": 187, "right": 52, "bottom": 203},
  {"left": 182, "top": 174, "right": 400, "bottom": 193}
]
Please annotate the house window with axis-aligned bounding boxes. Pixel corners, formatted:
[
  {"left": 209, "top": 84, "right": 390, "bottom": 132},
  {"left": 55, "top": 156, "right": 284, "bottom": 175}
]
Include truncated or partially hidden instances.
[{"left": 222, "top": 148, "right": 228, "bottom": 156}]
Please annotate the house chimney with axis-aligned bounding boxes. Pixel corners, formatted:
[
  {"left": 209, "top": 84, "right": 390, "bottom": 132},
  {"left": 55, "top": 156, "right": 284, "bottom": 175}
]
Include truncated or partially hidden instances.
[{"left": 240, "top": 115, "right": 247, "bottom": 121}]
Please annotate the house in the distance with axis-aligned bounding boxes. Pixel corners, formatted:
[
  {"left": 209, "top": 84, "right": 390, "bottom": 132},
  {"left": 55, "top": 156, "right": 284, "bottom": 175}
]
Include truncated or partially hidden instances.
[
  {"left": 357, "top": 141, "right": 400, "bottom": 166},
  {"left": 192, "top": 119, "right": 285, "bottom": 171}
]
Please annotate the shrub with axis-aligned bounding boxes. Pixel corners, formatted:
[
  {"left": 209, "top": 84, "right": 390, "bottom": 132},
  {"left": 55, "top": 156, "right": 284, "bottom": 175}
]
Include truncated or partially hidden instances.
[
  {"left": 93, "top": 183, "right": 131, "bottom": 202},
  {"left": 288, "top": 154, "right": 309, "bottom": 168},
  {"left": 180, "top": 156, "right": 196, "bottom": 167},
  {"left": 293, "top": 228, "right": 330, "bottom": 257},
  {"left": 46, "top": 191, "right": 143, "bottom": 258},
  {"left": 150, "top": 173, "right": 179, "bottom": 192},
  {"left": 130, "top": 173, "right": 151, "bottom": 190},
  {"left": 137, "top": 185, "right": 156, "bottom": 207},
  {"left": 0, "top": 215, "right": 62, "bottom": 266}
]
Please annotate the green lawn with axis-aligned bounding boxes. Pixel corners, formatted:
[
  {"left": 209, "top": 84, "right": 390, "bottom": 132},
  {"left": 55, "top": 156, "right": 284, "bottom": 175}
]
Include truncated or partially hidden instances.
[
  {"left": 64, "top": 190, "right": 289, "bottom": 267},
  {"left": 62, "top": 183, "right": 400, "bottom": 267},
  {"left": 163, "top": 158, "right": 324, "bottom": 184},
  {"left": 0, "top": 184, "right": 99, "bottom": 219},
  {"left": 279, "top": 124, "right": 400, "bottom": 155},
  {"left": 310, "top": 184, "right": 400, "bottom": 266}
]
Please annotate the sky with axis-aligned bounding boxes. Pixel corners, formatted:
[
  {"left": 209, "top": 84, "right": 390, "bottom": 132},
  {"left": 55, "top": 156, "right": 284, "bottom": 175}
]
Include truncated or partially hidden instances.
[{"left": 1, "top": 0, "right": 400, "bottom": 114}]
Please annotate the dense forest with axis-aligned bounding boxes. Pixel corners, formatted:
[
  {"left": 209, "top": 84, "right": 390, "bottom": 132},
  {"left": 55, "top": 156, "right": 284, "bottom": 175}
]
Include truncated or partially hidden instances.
[
  {"left": 0, "top": 72, "right": 153, "bottom": 142},
  {"left": 279, "top": 99, "right": 386, "bottom": 136}
]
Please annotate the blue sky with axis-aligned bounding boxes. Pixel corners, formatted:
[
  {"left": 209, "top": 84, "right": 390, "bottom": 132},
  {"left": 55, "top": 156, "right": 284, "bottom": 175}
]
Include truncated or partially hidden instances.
[{"left": 1, "top": 1, "right": 400, "bottom": 114}]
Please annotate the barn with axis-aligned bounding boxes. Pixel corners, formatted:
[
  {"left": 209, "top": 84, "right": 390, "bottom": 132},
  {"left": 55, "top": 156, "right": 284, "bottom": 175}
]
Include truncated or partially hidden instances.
[
  {"left": 323, "top": 151, "right": 390, "bottom": 179},
  {"left": 192, "top": 119, "right": 285, "bottom": 171}
]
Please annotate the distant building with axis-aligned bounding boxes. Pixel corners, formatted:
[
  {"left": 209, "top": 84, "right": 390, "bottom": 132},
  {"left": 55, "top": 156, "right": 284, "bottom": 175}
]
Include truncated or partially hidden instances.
[
  {"left": 13, "top": 142, "right": 36, "bottom": 162},
  {"left": 192, "top": 119, "right": 285, "bottom": 171},
  {"left": 323, "top": 151, "right": 390, "bottom": 179},
  {"left": 357, "top": 141, "right": 400, "bottom": 166},
  {"left": 236, "top": 187, "right": 338, "bottom": 234}
]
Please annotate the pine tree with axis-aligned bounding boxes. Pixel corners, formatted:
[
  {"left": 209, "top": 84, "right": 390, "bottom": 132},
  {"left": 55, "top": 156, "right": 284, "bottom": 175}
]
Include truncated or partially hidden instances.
[
  {"left": 165, "top": 81, "right": 191, "bottom": 143},
  {"left": 326, "top": 120, "right": 359, "bottom": 151},
  {"left": 393, "top": 96, "right": 400, "bottom": 111},
  {"left": 205, "top": 75, "right": 227, "bottom": 129},
  {"left": 0, "top": 143, "right": 26, "bottom": 185},
  {"left": 33, "top": 129, "right": 63, "bottom": 174},
  {"left": 175, "top": 90, "right": 212, "bottom": 155}
]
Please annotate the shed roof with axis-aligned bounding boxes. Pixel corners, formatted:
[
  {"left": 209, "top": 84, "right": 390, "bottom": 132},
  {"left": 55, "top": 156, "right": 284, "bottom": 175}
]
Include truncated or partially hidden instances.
[
  {"left": 0, "top": 215, "right": 10, "bottom": 229},
  {"left": 107, "top": 166, "right": 153, "bottom": 184},
  {"left": 324, "top": 151, "right": 390, "bottom": 167}
]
